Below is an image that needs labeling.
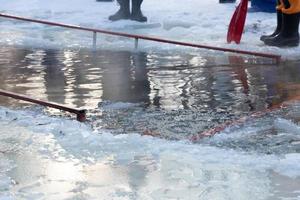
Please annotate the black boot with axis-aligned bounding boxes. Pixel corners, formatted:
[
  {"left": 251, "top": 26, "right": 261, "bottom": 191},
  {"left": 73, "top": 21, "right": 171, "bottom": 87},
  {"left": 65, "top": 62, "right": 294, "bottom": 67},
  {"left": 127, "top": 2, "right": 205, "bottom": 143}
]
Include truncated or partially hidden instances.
[
  {"left": 131, "top": 0, "right": 147, "bottom": 22},
  {"left": 260, "top": 1, "right": 282, "bottom": 42},
  {"left": 219, "top": 0, "right": 236, "bottom": 3},
  {"left": 264, "top": 12, "right": 300, "bottom": 47},
  {"left": 109, "top": 0, "right": 130, "bottom": 21}
]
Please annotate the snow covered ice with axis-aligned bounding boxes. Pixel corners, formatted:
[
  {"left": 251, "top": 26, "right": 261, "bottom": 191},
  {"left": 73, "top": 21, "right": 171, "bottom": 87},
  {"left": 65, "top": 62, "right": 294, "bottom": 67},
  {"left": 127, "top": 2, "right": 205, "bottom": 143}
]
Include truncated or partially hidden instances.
[
  {"left": 1, "top": 0, "right": 300, "bottom": 199},
  {"left": 0, "top": 106, "right": 300, "bottom": 199},
  {"left": 0, "top": 0, "right": 300, "bottom": 59}
]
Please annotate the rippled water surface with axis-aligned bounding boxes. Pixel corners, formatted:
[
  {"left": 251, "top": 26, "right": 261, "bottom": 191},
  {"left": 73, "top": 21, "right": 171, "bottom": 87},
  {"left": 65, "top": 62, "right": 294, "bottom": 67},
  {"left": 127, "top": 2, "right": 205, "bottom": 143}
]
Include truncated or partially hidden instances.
[
  {"left": 1, "top": 45, "right": 300, "bottom": 138},
  {"left": 1, "top": 45, "right": 300, "bottom": 199}
]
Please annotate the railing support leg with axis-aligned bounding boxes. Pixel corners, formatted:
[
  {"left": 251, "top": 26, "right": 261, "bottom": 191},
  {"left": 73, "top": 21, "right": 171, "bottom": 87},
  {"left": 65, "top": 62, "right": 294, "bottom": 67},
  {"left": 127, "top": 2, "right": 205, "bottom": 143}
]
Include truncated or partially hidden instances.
[{"left": 134, "top": 38, "right": 139, "bottom": 50}]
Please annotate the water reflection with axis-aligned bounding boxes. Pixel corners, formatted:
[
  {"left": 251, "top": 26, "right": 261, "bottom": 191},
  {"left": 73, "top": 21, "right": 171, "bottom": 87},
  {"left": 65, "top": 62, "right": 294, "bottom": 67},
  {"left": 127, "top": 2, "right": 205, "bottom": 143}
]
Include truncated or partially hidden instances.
[
  {"left": 43, "top": 49, "right": 66, "bottom": 105},
  {"left": 101, "top": 51, "right": 150, "bottom": 104},
  {"left": 1, "top": 46, "right": 300, "bottom": 120}
]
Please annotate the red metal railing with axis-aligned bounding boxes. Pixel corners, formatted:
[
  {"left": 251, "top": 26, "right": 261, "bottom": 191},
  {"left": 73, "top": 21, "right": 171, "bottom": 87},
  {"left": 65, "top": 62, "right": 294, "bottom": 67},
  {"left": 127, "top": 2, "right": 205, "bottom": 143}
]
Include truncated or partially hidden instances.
[
  {"left": 0, "top": 13, "right": 281, "bottom": 63},
  {"left": 190, "top": 99, "right": 292, "bottom": 142},
  {"left": 0, "top": 89, "right": 86, "bottom": 122}
]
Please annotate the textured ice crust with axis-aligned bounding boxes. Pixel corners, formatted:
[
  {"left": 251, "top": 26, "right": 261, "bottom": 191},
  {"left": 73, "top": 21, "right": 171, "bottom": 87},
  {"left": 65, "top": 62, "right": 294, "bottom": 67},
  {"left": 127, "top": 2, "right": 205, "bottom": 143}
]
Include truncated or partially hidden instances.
[{"left": 0, "top": 106, "right": 300, "bottom": 199}]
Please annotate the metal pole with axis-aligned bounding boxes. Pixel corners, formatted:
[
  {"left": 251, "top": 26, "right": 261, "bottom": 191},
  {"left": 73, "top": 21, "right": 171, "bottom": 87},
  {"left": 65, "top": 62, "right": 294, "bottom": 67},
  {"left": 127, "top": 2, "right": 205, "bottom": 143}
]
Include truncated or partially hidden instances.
[{"left": 0, "top": 89, "right": 86, "bottom": 122}]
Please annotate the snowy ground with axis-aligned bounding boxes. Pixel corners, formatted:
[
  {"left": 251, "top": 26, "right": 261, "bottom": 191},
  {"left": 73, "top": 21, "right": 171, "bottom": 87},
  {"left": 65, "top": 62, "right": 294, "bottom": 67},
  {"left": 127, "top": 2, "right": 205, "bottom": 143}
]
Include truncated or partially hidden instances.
[
  {"left": 0, "top": 0, "right": 300, "bottom": 60},
  {"left": 0, "top": 106, "right": 300, "bottom": 199}
]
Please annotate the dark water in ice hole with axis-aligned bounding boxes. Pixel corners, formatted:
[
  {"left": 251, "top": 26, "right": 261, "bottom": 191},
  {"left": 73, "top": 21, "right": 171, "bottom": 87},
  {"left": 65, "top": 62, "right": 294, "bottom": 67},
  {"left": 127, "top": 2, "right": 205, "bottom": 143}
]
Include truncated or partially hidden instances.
[{"left": 1, "top": 45, "right": 300, "bottom": 154}]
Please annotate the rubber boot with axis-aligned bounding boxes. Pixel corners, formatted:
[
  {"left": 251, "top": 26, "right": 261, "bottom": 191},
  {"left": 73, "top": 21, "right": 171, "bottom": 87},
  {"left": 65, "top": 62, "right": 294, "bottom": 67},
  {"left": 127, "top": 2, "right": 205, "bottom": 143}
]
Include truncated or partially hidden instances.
[
  {"left": 264, "top": 13, "right": 300, "bottom": 47},
  {"left": 109, "top": 0, "right": 130, "bottom": 21},
  {"left": 131, "top": 0, "right": 147, "bottom": 22},
  {"left": 219, "top": 0, "right": 236, "bottom": 3},
  {"left": 260, "top": 1, "right": 283, "bottom": 42},
  {"left": 264, "top": 0, "right": 300, "bottom": 47}
]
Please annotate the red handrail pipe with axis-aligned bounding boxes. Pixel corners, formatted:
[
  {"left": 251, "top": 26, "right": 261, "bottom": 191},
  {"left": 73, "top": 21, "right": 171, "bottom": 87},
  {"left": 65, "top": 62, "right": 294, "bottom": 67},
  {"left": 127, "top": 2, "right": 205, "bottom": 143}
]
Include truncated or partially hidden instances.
[
  {"left": 0, "top": 13, "right": 281, "bottom": 63},
  {"left": 0, "top": 89, "right": 86, "bottom": 122},
  {"left": 190, "top": 99, "right": 293, "bottom": 142}
]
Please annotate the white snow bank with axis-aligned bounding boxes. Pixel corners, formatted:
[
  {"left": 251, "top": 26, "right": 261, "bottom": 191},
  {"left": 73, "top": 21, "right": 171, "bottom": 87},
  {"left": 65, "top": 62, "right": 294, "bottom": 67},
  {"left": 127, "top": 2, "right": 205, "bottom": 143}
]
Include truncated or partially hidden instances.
[
  {"left": 0, "top": 106, "right": 300, "bottom": 199},
  {"left": 0, "top": 0, "right": 299, "bottom": 59}
]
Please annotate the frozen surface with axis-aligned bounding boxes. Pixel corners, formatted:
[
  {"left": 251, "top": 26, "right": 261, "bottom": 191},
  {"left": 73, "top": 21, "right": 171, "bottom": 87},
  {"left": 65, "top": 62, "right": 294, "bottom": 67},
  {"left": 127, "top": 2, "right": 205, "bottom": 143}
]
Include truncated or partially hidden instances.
[
  {"left": 0, "top": 0, "right": 299, "bottom": 59},
  {"left": 0, "top": 106, "right": 300, "bottom": 199},
  {"left": 1, "top": 1, "right": 300, "bottom": 199}
]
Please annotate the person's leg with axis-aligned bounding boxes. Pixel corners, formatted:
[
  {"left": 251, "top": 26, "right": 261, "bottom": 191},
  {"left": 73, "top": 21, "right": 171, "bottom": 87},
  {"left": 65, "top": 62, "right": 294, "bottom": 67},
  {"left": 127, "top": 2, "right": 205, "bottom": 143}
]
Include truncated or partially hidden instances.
[
  {"left": 260, "top": 0, "right": 283, "bottom": 42},
  {"left": 108, "top": 0, "right": 130, "bottom": 21},
  {"left": 131, "top": 0, "right": 147, "bottom": 22},
  {"left": 264, "top": 0, "right": 300, "bottom": 47}
]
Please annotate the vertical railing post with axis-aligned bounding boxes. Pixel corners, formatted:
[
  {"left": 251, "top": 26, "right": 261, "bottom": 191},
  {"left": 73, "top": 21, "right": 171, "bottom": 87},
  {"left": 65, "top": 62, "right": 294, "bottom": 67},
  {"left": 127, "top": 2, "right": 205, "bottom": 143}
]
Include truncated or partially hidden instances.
[
  {"left": 77, "top": 110, "right": 87, "bottom": 122},
  {"left": 134, "top": 37, "right": 139, "bottom": 50},
  {"left": 93, "top": 31, "right": 97, "bottom": 51}
]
